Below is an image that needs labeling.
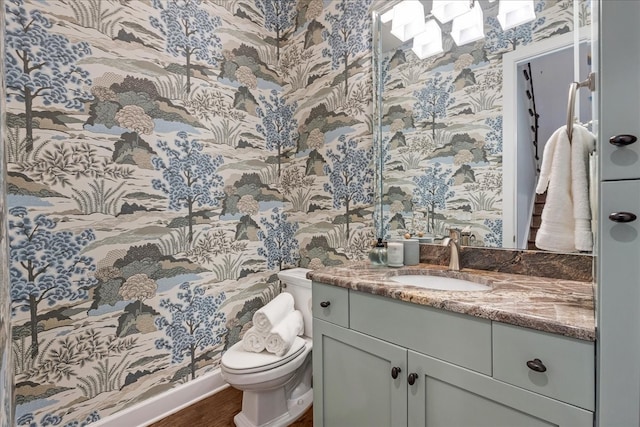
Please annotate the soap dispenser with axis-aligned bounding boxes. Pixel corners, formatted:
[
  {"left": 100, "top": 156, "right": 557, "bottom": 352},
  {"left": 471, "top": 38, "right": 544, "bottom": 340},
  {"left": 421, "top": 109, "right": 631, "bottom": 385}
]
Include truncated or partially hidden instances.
[{"left": 369, "top": 238, "right": 388, "bottom": 266}]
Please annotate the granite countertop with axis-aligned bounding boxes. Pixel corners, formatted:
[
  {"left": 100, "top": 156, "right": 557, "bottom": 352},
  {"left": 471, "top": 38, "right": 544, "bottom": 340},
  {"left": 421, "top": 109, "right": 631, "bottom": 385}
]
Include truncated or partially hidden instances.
[{"left": 307, "top": 262, "right": 596, "bottom": 341}]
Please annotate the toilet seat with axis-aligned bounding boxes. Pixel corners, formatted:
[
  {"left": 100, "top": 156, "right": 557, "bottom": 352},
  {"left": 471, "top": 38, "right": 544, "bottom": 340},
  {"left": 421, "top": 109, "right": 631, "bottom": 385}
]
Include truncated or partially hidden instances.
[{"left": 222, "top": 337, "right": 307, "bottom": 374}]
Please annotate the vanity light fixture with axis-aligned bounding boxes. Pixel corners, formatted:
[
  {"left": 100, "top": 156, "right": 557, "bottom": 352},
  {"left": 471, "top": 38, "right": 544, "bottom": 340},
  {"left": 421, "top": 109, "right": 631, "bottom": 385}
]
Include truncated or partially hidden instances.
[
  {"left": 390, "top": 0, "right": 426, "bottom": 42},
  {"left": 385, "top": 0, "right": 536, "bottom": 53},
  {"left": 412, "top": 19, "right": 444, "bottom": 59},
  {"left": 380, "top": 9, "right": 394, "bottom": 24},
  {"left": 431, "top": 0, "right": 473, "bottom": 24},
  {"left": 451, "top": 2, "right": 484, "bottom": 46},
  {"left": 497, "top": 0, "right": 536, "bottom": 30}
]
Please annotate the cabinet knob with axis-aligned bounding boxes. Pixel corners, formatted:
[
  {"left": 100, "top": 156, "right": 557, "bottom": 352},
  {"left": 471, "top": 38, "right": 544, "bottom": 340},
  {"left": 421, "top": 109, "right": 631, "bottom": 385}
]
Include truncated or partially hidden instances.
[
  {"left": 319, "top": 301, "right": 331, "bottom": 308},
  {"left": 609, "top": 134, "right": 637, "bottom": 147},
  {"left": 391, "top": 366, "right": 401, "bottom": 379},
  {"left": 526, "top": 358, "right": 547, "bottom": 373},
  {"left": 407, "top": 373, "right": 418, "bottom": 385},
  {"left": 609, "top": 212, "right": 637, "bottom": 223}
]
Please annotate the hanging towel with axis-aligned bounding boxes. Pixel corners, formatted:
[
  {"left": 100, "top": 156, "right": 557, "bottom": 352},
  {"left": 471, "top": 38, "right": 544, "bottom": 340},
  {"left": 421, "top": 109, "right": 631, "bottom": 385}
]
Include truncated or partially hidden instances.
[
  {"left": 571, "top": 124, "right": 596, "bottom": 251},
  {"left": 242, "top": 326, "right": 268, "bottom": 353},
  {"left": 535, "top": 124, "right": 595, "bottom": 252},
  {"left": 265, "top": 310, "right": 304, "bottom": 357},
  {"left": 252, "top": 292, "right": 295, "bottom": 333}
]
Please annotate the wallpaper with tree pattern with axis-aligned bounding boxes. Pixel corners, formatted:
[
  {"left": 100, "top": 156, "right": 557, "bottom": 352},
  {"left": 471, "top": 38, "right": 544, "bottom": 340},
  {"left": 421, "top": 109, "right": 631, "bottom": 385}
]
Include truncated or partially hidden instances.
[
  {"left": 379, "top": 0, "right": 591, "bottom": 246},
  {"left": 0, "top": 5, "right": 13, "bottom": 418},
  {"left": 4, "top": 0, "right": 373, "bottom": 425}
]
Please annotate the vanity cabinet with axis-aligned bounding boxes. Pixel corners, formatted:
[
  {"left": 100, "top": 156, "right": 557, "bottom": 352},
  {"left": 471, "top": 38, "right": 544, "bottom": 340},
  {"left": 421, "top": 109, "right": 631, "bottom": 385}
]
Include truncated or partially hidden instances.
[
  {"left": 313, "top": 284, "right": 594, "bottom": 427},
  {"left": 597, "top": 2, "right": 640, "bottom": 426}
]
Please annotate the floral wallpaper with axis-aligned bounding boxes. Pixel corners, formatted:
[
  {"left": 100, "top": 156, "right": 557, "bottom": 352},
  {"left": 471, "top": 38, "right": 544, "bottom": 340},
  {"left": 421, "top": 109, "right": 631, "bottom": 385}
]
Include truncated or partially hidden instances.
[
  {"left": 1, "top": 2, "right": 15, "bottom": 423},
  {"left": 379, "top": 0, "right": 591, "bottom": 246},
  {"left": 3, "top": 0, "right": 373, "bottom": 425}
]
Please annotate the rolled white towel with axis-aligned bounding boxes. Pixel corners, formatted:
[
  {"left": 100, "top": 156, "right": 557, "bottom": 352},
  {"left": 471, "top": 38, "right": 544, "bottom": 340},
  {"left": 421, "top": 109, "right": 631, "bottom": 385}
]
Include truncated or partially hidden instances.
[
  {"left": 265, "top": 310, "right": 304, "bottom": 357},
  {"left": 242, "top": 326, "right": 268, "bottom": 353},
  {"left": 252, "top": 293, "right": 295, "bottom": 333}
]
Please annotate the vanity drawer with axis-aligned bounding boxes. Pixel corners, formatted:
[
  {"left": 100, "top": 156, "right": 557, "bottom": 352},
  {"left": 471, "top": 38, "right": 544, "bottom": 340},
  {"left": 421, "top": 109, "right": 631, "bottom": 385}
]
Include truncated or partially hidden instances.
[
  {"left": 349, "top": 291, "right": 492, "bottom": 375},
  {"left": 492, "top": 322, "right": 595, "bottom": 411},
  {"left": 312, "top": 282, "right": 349, "bottom": 328}
]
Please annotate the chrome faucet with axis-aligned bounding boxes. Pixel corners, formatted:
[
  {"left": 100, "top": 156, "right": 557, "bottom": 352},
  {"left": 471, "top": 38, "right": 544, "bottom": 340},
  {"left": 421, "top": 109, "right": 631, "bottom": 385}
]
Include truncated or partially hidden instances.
[{"left": 442, "top": 228, "right": 461, "bottom": 271}]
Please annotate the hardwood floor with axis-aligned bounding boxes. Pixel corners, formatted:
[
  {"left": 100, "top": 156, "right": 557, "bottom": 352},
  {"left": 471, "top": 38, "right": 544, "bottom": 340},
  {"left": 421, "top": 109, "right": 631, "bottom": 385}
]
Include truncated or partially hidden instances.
[{"left": 150, "top": 385, "right": 313, "bottom": 427}]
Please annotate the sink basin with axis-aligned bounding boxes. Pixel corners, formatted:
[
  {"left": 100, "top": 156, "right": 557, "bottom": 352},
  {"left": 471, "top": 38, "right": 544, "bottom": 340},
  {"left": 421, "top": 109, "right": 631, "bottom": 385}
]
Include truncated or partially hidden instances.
[{"left": 388, "top": 275, "right": 491, "bottom": 291}]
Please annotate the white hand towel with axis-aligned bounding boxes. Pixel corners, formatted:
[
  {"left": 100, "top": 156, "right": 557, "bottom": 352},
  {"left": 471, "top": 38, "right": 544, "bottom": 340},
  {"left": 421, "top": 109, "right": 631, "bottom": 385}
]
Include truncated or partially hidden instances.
[
  {"left": 252, "top": 292, "right": 295, "bottom": 333},
  {"left": 242, "top": 326, "right": 268, "bottom": 353},
  {"left": 265, "top": 310, "right": 304, "bottom": 357},
  {"left": 535, "top": 124, "right": 595, "bottom": 252},
  {"left": 536, "top": 126, "right": 575, "bottom": 252},
  {"left": 570, "top": 124, "right": 596, "bottom": 251}
]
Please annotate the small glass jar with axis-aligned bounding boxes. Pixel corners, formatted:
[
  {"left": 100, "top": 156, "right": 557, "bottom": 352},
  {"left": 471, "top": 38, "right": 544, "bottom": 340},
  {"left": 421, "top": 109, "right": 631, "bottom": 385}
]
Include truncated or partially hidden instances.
[
  {"left": 369, "top": 238, "right": 388, "bottom": 266},
  {"left": 403, "top": 238, "right": 420, "bottom": 265}
]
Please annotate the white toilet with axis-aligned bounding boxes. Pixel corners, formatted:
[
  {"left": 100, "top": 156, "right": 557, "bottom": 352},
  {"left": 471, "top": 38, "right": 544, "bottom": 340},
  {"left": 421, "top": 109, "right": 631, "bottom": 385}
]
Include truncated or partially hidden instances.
[{"left": 221, "top": 268, "right": 313, "bottom": 427}]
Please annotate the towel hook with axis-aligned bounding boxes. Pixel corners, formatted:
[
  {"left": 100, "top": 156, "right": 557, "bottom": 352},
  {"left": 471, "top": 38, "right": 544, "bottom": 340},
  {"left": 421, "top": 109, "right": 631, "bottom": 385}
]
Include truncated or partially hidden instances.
[{"left": 566, "top": 72, "right": 596, "bottom": 141}]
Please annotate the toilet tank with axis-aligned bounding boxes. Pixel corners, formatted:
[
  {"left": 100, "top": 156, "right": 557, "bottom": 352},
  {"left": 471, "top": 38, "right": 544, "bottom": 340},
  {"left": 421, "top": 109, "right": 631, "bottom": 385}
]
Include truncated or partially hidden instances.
[{"left": 277, "top": 268, "right": 312, "bottom": 338}]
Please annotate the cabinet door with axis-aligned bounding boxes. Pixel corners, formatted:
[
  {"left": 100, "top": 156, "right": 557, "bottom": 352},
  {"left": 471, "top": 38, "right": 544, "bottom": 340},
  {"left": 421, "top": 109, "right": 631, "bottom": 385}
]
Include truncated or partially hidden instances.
[
  {"left": 407, "top": 351, "right": 593, "bottom": 427},
  {"left": 598, "top": 180, "right": 640, "bottom": 426},
  {"left": 600, "top": 0, "right": 640, "bottom": 180},
  {"left": 313, "top": 319, "right": 407, "bottom": 427}
]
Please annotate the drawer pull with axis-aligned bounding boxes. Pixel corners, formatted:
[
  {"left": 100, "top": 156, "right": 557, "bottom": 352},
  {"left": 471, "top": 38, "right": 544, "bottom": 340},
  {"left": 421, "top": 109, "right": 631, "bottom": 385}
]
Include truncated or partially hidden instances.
[
  {"left": 526, "top": 358, "right": 547, "bottom": 373},
  {"left": 407, "top": 373, "right": 418, "bottom": 385},
  {"left": 319, "top": 301, "right": 331, "bottom": 308},
  {"left": 609, "top": 212, "right": 637, "bottom": 223},
  {"left": 609, "top": 134, "right": 637, "bottom": 147},
  {"left": 391, "top": 367, "right": 401, "bottom": 379}
]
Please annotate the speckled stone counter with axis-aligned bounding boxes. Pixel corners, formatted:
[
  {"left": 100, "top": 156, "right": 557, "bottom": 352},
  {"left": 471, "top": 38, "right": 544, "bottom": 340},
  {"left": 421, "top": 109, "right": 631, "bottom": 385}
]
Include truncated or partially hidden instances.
[{"left": 307, "top": 262, "right": 595, "bottom": 341}]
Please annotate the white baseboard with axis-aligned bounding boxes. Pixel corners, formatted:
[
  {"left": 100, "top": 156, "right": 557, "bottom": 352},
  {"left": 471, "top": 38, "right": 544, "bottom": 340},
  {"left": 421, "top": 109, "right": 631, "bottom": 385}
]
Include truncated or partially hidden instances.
[{"left": 92, "top": 369, "right": 229, "bottom": 427}]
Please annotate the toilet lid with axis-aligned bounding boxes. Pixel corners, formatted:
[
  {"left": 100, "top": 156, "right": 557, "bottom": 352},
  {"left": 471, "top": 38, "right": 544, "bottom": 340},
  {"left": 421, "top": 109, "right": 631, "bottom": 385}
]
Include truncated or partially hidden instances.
[{"left": 221, "top": 337, "right": 307, "bottom": 374}]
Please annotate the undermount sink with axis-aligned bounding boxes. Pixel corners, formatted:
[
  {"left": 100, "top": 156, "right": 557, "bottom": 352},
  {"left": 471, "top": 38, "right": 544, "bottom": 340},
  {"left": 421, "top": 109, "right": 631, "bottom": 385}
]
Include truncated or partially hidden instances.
[{"left": 388, "top": 274, "right": 491, "bottom": 291}]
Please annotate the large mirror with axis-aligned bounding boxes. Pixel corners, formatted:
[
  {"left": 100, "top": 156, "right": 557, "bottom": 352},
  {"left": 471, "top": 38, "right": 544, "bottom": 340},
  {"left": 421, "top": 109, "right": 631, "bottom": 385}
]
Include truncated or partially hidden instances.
[{"left": 372, "top": 0, "right": 595, "bottom": 251}]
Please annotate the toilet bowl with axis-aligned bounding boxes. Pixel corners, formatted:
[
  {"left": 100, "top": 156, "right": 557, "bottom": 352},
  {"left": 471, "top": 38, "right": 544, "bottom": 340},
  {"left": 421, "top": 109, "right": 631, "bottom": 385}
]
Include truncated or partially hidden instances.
[{"left": 221, "top": 268, "right": 313, "bottom": 427}]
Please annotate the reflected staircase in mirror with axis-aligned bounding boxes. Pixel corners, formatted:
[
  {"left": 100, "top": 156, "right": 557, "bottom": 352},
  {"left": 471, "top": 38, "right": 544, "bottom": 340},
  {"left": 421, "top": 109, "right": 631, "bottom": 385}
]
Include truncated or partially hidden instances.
[
  {"left": 524, "top": 63, "right": 541, "bottom": 173},
  {"left": 527, "top": 191, "right": 546, "bottom": 250}
]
